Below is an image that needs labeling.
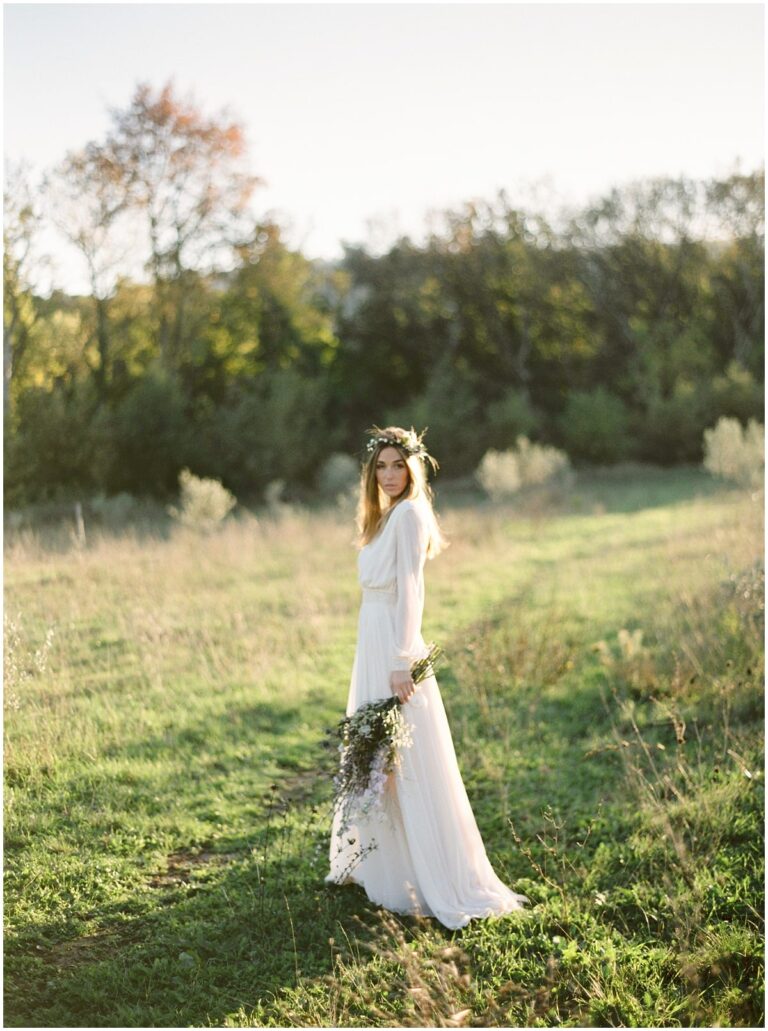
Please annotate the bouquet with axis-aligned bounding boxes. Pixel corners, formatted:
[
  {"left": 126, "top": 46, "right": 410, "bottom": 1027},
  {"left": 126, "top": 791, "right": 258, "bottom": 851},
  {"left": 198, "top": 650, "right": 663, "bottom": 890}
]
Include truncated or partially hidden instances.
[{"left": 332, "top": 642, "right": 444, "bottom": 838}]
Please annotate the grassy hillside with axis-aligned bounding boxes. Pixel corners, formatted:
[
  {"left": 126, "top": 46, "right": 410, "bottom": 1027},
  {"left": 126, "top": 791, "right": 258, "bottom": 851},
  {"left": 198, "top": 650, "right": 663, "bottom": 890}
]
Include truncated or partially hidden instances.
[{"left": 4, "top": 468, "right": 764, "bottom": 1027}]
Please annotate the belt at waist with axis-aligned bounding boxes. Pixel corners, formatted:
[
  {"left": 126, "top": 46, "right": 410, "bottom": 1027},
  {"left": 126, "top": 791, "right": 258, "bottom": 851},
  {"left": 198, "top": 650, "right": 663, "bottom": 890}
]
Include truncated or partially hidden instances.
[{"left": 361, "top": 586, "right": 397, "bottom": 605}]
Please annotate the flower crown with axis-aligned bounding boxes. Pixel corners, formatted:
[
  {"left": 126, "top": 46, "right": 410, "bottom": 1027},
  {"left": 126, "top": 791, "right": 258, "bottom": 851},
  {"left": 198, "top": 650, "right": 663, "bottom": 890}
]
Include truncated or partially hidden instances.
[{"left": 363, "top": 425, "right": 438, "bottom": 471}]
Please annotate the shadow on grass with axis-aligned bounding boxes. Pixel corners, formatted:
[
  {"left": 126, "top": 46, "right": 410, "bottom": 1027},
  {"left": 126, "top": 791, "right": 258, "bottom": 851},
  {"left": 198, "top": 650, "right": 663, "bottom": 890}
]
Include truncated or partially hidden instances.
[{"left": 5, "top": 771, "right": 467, "bottom": 1027}]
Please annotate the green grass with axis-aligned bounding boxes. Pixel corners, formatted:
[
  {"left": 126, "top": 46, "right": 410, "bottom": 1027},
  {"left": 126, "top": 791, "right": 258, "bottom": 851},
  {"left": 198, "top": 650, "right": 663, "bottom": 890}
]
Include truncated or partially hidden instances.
[{"left": 4, "top": 468, "right": 764, "bottom": 1027}]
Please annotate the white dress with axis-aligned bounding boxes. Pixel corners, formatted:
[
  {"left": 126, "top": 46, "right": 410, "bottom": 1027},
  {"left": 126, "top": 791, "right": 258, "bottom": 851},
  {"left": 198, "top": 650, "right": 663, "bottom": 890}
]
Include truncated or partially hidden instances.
[{"left": 326, "top": 496, "right": 531, "bottom": 930}]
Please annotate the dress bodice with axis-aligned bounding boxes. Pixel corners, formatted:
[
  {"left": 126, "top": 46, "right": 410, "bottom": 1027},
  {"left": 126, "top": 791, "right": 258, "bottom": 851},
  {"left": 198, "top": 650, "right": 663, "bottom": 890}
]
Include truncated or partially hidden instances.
[
  {"left": 357, "top": 505, "right": 399, "bottom": 592},
  {"left": 357, "top": 499, "right": 429, "bottom": 671}
]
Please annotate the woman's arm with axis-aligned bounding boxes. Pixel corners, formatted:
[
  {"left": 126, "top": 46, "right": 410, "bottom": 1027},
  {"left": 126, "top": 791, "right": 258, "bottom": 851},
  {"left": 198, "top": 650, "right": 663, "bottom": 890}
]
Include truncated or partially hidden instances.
[{"left": 391, "top": 505, "right": 427, "bottom": 691}]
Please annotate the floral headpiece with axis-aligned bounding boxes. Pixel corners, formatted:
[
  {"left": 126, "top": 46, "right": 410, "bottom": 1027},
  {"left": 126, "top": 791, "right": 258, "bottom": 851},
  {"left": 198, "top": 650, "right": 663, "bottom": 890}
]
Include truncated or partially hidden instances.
[{"left": 363, "top": 425, "right": 438, "bottom": 471}]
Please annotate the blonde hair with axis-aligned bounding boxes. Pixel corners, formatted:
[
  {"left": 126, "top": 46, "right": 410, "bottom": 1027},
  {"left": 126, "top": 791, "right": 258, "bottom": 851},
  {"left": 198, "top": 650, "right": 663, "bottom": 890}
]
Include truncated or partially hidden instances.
[{"left": 356, "top": 425, "right": 450, "bottom": 559}]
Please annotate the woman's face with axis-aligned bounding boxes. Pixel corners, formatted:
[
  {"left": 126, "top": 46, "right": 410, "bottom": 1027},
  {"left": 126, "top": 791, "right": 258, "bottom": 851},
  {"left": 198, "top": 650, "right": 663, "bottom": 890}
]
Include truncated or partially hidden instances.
[{"left": 375, "top": 446, "right": 409, "bottom": 500}]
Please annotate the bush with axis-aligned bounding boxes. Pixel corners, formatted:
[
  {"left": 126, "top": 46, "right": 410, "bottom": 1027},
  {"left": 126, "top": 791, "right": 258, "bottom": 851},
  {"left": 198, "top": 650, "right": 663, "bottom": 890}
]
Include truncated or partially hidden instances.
[
  {"left": 635, "top": 380, "right": 711, "bottom": 464},
  {"left": 477, "top": 449, "right": 522, "bottom": 497},
  {"left": 710, "top": 361, "right": 764, "bottom": 425},
  {"left": 264, "top": 479, "right": 290, "bottom": 511},
  {"left": 385, "top": 354, "right": 486, "bottom": 477},
  {"left": 203, "top": 369, "right": 334, "bottom": 497},
  {"left": 557, "top": 387, "right": 631, "bottom": 464},
  {"left": 261, "top": 368, "right": 333, "bottom": 484},
  {"left": 90, "top": 372, "right": 189, "bottom": 496},
  {"left": 167, "top": 468, "right": 237, "bottom": 532},
  {"left": 89, "top": 492, "right": 147, "bottom": 528},
  {"left": 485, "top": 388, "right": 541, "bottom": 449},
  {"left": 315, "top": 452, "right": 360, "bottom": 502},
  {"left": 703, "top": 417, "right": 764, "bottom": 490},
  {"left": 4, "top": 380, "right": 100, "bottom": 505},
  {"left": 476, "top": 436, "right": 573, "bottom": 501}
]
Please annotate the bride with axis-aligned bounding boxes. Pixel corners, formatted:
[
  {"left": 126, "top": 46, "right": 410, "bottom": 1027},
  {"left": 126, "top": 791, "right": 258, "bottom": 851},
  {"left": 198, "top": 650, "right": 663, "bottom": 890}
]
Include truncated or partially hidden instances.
[{"left": 325, "top": 424, "right": 531, "bottom": 930}]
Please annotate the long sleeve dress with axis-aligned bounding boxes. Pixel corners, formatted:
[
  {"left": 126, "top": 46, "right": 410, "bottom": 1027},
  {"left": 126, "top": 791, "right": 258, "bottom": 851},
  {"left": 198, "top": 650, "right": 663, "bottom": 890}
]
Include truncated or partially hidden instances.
[{"left": 325, "top": 496, "right": 531, "bottom": 930}]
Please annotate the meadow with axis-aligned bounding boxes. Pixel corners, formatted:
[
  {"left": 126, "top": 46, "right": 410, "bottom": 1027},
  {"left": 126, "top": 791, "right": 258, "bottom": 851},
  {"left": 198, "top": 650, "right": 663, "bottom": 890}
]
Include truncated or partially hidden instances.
[{"left": 4, "top": 466, "right": 764, "bottom": 1027}]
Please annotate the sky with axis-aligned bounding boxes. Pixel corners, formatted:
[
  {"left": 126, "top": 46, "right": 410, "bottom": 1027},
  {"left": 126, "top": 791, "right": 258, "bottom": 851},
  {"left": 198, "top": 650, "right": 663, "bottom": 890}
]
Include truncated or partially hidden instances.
[{"left": 3, "top": 1, "right": 765, "bottom": 294}]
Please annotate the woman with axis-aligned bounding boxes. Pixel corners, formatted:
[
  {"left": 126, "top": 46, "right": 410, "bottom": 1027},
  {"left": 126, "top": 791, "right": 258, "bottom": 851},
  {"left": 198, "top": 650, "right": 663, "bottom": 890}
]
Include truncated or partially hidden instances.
[{"left": 325, "top": 424, "right": 531, "bottom": 930}]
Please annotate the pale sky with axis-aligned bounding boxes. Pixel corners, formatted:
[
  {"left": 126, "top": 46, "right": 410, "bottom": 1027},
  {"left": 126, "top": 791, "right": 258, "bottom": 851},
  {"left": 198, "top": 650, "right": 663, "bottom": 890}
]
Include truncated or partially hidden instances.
[{"left": 3, "top": 2, "right": 765, "bottom": 293}]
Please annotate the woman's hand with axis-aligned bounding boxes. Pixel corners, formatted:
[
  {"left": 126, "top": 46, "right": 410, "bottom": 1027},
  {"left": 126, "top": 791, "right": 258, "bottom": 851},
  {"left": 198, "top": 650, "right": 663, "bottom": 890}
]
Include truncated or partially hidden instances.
[{"left": 390, "top": 670, "right": 415, "bottom": 704}]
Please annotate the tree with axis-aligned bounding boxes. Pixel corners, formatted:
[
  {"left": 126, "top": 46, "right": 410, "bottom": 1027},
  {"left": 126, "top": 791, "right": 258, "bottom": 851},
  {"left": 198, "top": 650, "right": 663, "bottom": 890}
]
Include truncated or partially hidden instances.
[
  {"left": 3, "top": 161, "right": 45, "bottom": 413},
  {"left": 567, "top": 176, "right": 718, "bottom": 408},
  {"left": 43, "top": 142, "right": 133, "bottom": 396},
  {"left": 704, "top": 169, "right": 765, "bottom": 376},
  {"left": 105, "top": 80, "right": 261, "bottom": 367},
  {"left": 427, "top": 195, "right": 549, "bottom": 396}
]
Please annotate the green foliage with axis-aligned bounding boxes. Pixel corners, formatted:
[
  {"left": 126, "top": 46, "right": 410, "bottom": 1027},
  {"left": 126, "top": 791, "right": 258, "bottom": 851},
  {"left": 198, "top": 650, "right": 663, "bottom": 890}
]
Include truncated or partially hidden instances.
[
  {"left": 89, "top": 491, "right": 153, "bottom": 529},
  {"left": 199, "top": 368, "right": 334, "bottom": 498},
  {"left": 4, "top": 166, "right": 764, "bottom": 502},
  {"left": 315, "top": 452, "right": 360, "bottom": 502},
  {"left": 706, "top": 181, "right": 765, "bottom": 382},
  {"left": 385, "top": 353, "right": 487, "bottom": 478},
  {"left": 89, "top": 372, "right": 189, "bottom": 496},
  {"left": 4, "top": 380, "right": 100, "bottom": 505},
  {"left": 710, "top": 360, "right": 764, "bottom": 425},
  {"left": 556, "top": 386, "right": 632, "bottom": 463},
  {"left": 260, "top": 368, "right": 332, "bottom": 485},
  {"left": 485, "top": 388, "right": 541, "bottom": 449},
  {"left": 636, "top": 379, "right": 712, "bottom": 464},
  {"left": 183, "top": 225, "right": 341, "bottom": 402}
]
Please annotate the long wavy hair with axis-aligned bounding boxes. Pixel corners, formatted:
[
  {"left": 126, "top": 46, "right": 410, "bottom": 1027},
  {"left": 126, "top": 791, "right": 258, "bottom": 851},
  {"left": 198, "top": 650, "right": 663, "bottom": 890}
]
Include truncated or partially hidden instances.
[{"left": 356, "top": 425, "right": 450, "bottom": 560}]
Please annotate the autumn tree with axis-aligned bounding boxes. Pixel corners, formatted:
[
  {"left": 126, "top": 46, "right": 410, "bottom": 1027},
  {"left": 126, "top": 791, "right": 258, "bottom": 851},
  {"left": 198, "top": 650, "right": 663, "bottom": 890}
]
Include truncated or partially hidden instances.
[{"left": 105, "top": 80, "right": 261, "bottom": 367}]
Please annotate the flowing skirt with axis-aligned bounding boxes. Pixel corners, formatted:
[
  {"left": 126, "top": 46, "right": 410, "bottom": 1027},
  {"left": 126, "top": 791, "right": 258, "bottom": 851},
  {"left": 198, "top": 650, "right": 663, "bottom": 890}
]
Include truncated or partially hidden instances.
[{"left": 325, "top": 590, "right": 530, "bottom": 930}]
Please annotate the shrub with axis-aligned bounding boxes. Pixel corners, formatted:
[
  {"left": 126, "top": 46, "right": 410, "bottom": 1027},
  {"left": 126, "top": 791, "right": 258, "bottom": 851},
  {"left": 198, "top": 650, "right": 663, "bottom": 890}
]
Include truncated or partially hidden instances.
[
  {"left": 89, "top": 492, "right": 144, "bottom": 527},
  {"left": 476, "top": 436, "right": 573, "bottom": 501},
  {"left": 637, "top": 380, "right": 711, "bottom": 464},
  {"left": 4, "top": 381, "right": 99, "bottom": 505},
  {"left": 702, "top": 417, "right": 764, "bottom": 490},
  {"left": 264, "top": 479, "right": 287, "bottom": 510},
  {"left": 711, "top": 361, "right": 764, "bottom": 425},
  {"left": 557, "top": 387, "right": 631, "bottom": 464},
  {"left": 315, "top": 451, "right": 358, "bottom": 507},
  {"left": 204, "top": 369, "right": 334, "bottom": 497},
  {"left": 514, "top": 435, "right": 574, "bottom": 488},
  {"left": 385, "top": 354, "right": 486, "bottom": 477},
  {"left": 477, "top": 449, "right": 521, "bottom": 498},
  {"left": 90, "top": 372, "right": 189, "bottom": 496},
  {"left": 485, "top": 388, "right": 541, "bottom": 449},
  {"left": 315, "top": 452, "right": 360, "bottom": 502},
  {"left": 261, "top": 368, "right": 334, "bottom": 485},
  {"left": 167, "top": 468, "right": 237, "bottom": 532}
]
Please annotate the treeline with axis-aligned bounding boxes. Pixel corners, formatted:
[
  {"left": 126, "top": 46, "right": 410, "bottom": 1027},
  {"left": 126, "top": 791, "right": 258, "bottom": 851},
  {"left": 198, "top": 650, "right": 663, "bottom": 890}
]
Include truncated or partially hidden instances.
[{"left": 4, "top": 82, "right": 764, "bottom": 506}]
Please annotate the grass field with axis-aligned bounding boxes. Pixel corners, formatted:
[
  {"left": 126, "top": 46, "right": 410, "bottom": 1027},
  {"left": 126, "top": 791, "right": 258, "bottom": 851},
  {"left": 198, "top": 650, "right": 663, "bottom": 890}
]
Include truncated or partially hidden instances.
[{"left": 4, "top": 467, "right": 764, "bottom": 1027}]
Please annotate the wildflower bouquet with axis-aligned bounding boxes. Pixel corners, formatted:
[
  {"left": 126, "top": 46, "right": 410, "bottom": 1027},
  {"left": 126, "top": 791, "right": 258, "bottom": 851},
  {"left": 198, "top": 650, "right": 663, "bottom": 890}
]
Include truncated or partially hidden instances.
[{"left": 332, "top": 642, "right": 444, "bottom": 837}]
